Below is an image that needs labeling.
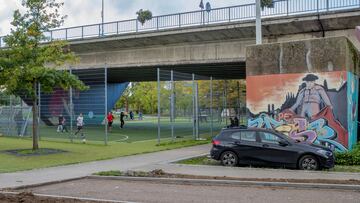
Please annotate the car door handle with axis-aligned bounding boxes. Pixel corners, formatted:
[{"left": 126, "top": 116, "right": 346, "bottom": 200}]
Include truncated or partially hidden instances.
[
  {"left": 234, "top": 141, "right": 241, "bottom": 145},
  {"left": 262, "top": 144, "right": 269, "bottom": 148}
]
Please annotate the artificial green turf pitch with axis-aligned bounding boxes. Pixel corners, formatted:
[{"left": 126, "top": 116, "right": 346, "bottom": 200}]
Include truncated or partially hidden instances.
[{"left": 36, "top": 117, "right": 225, "bottom": 143}]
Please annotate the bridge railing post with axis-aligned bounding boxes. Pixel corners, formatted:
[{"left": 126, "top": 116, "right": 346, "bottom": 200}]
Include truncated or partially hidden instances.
[
  {"left": 65, "top": 28, "right": 68, "bottom": 40},
  {"left": 116, "top": 22, "right": 119, "bottom": 34},
  {"left": 317, "top": 0, "right": 319, "bottom": 13},
  {"left": 156, "top": 17, "right": 159, "bottom": 30},
  {"left": 81, "top": 26, "right": 84, "bottom": 39},
  {"left": 179, "top": 14, "right": 181, "bottom": 27},
  {"left": 98, "top": 24, "right": 101, "bottom": 37},
  {"left": 286, "top": 0, "right": 289, "bottom": 16},
  {"left": 50, "top": 31, "right": 53, "bottom": 41},
  {"left": 326, "top": 0, "right": 329, "bottom": 11},
  {"left": 228, "top": 7, "right": 231, "bottom": 22},
  {"left": 136, "top": 20, "right": 138, "bottom": 32}
]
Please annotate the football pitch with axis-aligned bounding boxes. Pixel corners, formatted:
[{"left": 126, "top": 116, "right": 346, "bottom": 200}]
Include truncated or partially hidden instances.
[{"left": 37, "top": 116, "right": 226, "bottom": 143}]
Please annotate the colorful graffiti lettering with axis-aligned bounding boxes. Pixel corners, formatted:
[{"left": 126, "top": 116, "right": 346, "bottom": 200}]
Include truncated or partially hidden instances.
[{"left": 248, "top": 114, "right": 347, "bottom": 152}]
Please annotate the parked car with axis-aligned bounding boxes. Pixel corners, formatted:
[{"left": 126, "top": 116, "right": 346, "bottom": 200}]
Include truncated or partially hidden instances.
[{"left": 210, "top": 127, "right": 334, "bottom": 170}]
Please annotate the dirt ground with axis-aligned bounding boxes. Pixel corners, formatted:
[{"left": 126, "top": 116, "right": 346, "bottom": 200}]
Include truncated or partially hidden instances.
[{"left": 0, "top": 192, "right": 105, "bottom": 203}]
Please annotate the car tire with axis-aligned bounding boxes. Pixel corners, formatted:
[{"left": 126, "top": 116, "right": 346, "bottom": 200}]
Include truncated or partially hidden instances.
[
  {"left": 298, "top": 155, "right": 319, "bottom": 170},
  {"left": 220, "top": 151, "right": 238, "bottom": 167}
]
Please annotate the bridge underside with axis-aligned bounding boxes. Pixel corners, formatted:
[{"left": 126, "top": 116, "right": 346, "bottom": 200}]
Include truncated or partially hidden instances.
[{"left": 107, "top": 61, "right": 246, "bottom": 83}]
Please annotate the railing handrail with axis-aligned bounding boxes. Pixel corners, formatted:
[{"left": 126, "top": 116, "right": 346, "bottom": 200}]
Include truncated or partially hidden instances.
[{"left": 1, "top": 0, "right": 359, "bottom": 47}]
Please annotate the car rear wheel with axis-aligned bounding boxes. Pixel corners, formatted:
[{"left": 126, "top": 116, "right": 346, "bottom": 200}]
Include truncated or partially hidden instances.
[
  {"left": 298, "top": 155, "right": 319, "bottom": 170},
  {"left": 220, "top": 151, "right": 238, "bottom": 167}
]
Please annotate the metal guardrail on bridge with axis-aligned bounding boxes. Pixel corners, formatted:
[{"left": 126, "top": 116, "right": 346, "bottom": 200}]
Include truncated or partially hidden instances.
[{"left": 0, "top": 0, "right": 360, "bottom": 47}]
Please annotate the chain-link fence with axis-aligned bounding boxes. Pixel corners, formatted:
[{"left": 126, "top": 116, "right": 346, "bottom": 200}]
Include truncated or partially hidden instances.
[
  {"left": 0, "top": 94, "right": 32, "bottom": 137},
  {"left": 0, "top": 67, "right": 246, "bottom": 145},
  {"left": 157, "top": 69, "right": 246, "bottom": 143}
]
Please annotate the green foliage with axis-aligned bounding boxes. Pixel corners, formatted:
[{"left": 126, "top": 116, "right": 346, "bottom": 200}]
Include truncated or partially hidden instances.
[
  {"left": 136, "top": 9, "right": 153, "bottom": 25},
  {"left": 177, "top": 156, "right": 219, "bottom": 165},
  {"left": 335, "top": 143, "right": 360, "bottom": 165},
  {"left": 261, "top": 0, "right": 274, "bottom": 9},
  {"left": 94, "top": 170, "right": 122, "bottom": 176},
  {"left": 116, "top": 80, "right": 246, "bottom": 115},
  {"left": 0, "top": 0, "right": 87, "bottom": 149}
]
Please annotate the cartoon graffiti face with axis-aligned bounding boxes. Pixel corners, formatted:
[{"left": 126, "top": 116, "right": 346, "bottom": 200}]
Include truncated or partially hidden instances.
[{"left": 305, "top": 81, "right": 315, "bottom": 89}]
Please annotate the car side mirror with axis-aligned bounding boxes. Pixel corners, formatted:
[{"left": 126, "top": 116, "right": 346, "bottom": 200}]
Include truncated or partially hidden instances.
[{"left": 278, "top": 140, "right": 288, "bottom": 146}]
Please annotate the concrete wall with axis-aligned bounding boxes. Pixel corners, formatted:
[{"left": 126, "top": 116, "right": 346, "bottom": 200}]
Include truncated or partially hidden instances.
[{"left": 246, "top": 36, "right": 359, "bottom": 151}]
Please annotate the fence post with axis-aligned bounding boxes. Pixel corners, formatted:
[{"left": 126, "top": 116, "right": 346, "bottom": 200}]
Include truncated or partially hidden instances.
[
  {"left": 179, "top": 14, "right": 181, "bottom": 27},
  {"left": 157, "top": 68, "right": 161, "bottom": 144},
  {"left": 192, "top": 73, "right": 196, "bottom": 139},
  {"left": 99, "top": 24, "right": 101, "bottom": 37},
  {"left": 50, "top": 31, "right": 53, "bottom": 41},
  {"left": 65, "top": 28, "right": 68, "bottom": 40},
  {"left": 69, "top": 67, "right": 73, "bottom": 143},
  {"left": 0, "top": 36, "right": 2, "bottom": 47},
  {"left": 171, "top": 70, "right": 175, "bottom": 141},
  {"left": 210, "top": 76, "right": 213, "bottom": 137},
  {"left": 104, "top": 65, "right": 108, "bottom": 145},
  {"left": 38, "top": 83, "right": 41, "bottom": 141}
]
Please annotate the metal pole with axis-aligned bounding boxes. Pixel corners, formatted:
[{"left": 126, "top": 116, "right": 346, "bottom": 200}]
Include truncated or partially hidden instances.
[
  {"left": 210, "top": 76, "right": 213, "bottom": 137},
  {"left": 286, "top": 0, "right": 289, "bottom": 16},
  {"left": 195, "top": 80, "right": 199, "bottom": 140},
  {"left": 224, "top": 80, "right": 228, "bottom": 126},
  {"left": 170, "top": 70, "right": 174, "bottom": 141},
  {"left": 192, "top": 74, "right": 196, "bottom": 139},
  {"left": 69, "top": 67, "right": 73, "bottom": 142},
  {"left": 38, "top": 83, "right": 41, "bottom": 141},
  {"left": 7, "top": 95, "right": 12, "bottom": 135},
  {"left": 255, "top": 0, "right": 262, "bottom": 44},
  {"left": 157, "top": 68, "right": 161, "bottom": 144},
  {"left": 104, "top": 65, "right": 108, "bottom": 145},
  {"left": 101, "top": 0, "right": 104, "bottom": 36}
]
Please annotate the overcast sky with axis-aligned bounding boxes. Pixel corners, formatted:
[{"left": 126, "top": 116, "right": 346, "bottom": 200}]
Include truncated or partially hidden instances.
[{"left": 0, "top": 0, "right": 253, "bottom": 36}]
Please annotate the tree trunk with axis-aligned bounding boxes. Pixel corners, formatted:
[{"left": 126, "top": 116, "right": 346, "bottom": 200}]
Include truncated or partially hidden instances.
[{"left": 32, "top": 83, "right": 39, "bottom": 150}]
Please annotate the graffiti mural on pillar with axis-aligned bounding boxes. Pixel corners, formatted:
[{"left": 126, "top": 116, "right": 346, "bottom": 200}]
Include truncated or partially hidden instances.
[{"left": 247, "top": 71, "right": 351, "bottom": 152}]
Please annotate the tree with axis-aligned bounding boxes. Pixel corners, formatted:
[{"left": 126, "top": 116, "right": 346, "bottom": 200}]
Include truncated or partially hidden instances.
[
  {"left": 0, "top": 0, "right": 87, "bottom": 150},
  {"left": 136, "top": 9, "right": 153, "bottom": 25},
  {"left": 261, "top": 0, "right": 274, "bottom": 10}
]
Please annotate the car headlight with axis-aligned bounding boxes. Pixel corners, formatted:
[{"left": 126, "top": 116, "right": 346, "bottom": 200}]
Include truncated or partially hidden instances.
[{"left": 317, "top": 149, "right": 332, "bottom": 158}]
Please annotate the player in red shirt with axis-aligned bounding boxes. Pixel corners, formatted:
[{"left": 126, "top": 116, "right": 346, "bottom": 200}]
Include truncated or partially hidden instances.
[{"left": 107, "top": 112, "right": 115, "bottom": 133}]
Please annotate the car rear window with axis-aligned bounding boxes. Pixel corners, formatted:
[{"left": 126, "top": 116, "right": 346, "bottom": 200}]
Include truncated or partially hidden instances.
[{"left": 240, "top": 131, "right": 256, "bottom": 142}]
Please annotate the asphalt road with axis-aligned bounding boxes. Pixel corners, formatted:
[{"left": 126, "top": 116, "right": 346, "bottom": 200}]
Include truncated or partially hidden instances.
[{"left": 23, "top": 178, "right": 360, "bottom": 203}]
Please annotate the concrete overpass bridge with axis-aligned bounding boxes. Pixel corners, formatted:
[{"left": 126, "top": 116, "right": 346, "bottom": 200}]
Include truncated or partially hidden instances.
[{"left": 2, "top": 0, "right": 360, "bottom": 82}]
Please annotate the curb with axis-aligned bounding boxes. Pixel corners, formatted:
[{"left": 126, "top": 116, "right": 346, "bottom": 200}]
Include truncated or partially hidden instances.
[
  {"left": 88, "top": 175, "right": 360, "bottom": 191},
  {"left": 0, "top": 191, "right": 137, "bottom": 203},
  {"left": 2, "top": 176, "right": 87, "bottom": 191}
]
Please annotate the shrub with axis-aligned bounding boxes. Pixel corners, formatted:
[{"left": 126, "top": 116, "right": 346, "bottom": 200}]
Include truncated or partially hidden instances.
[{"left": 335, "top": 143, "right": 360, "bottom": 165}]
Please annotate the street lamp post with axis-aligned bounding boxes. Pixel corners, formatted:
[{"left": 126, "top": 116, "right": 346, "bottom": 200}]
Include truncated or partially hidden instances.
[{"left": 255, "top": 0, "right": 262, "bottom": 44}]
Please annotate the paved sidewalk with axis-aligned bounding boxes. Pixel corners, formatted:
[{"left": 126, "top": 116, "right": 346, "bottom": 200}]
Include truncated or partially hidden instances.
[
  {"left": 0, "top": 144, "right": 210, "bottom": 189},
  {"left": 1, "top": 143, "right": 360, "bottom": 190}
]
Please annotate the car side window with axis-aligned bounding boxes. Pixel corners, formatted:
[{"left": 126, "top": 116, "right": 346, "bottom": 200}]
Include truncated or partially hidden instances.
[
  {"left": 229, "top": 132, "right": 241, "bottom": 140},
  {"left": 240, "top": 131, "right": 256, "bottom": 142},
  {"left": 259, "top": 132, "right": 280, "bottom": 144}
]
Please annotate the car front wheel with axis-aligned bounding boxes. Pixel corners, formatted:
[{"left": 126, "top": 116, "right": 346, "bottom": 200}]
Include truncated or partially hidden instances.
[
  {"left": 298, "top": 155, "right": 319, "bottom": 170},
  {"left": 220, "top": 151, "right": 238, "bottom": 167}
]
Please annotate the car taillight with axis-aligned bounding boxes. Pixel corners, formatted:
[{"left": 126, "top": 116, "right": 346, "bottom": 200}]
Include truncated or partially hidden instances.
[{"left": 212, "top": 140, "right": 221, "bottom": 145}]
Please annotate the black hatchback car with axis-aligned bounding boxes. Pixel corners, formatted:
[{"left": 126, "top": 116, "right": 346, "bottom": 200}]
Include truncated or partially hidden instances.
[{"left": 210, "top": 127, "right": 335, "bottom": 170}]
